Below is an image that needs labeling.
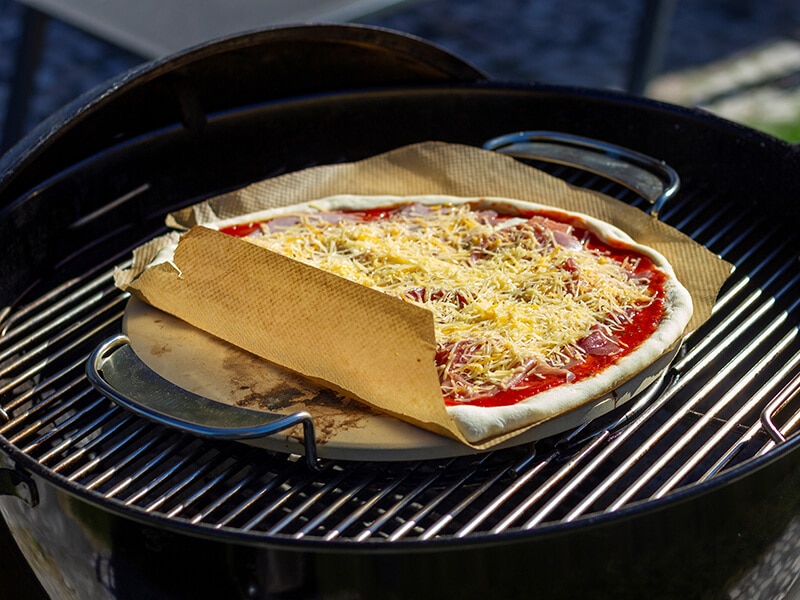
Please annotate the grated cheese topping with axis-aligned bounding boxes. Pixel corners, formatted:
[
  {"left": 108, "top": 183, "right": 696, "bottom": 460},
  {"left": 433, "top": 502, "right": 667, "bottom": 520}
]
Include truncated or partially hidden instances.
[{"left": 245, "top": 203, "right": 657, "bottom": 401}]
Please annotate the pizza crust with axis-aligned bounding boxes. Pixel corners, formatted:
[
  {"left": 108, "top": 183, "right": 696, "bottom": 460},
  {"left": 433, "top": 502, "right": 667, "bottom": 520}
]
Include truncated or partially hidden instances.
[
  {"left": 118, "top": 194, "right": 693, "bottom": 445},
  {"left": 205, "top": 194, "right": 693, "bottom": 444}
]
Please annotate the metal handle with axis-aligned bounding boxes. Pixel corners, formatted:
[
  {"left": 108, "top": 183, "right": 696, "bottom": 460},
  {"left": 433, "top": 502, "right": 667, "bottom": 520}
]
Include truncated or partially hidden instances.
[
  {"left": 86, "top": 335, "right": 320, "bottom": 470},
  {"left": 483, "top": 131, "right": 680, "bottom": 219},
  {"left": 760, "top": 375, "right": 800, "bottom": 445}
]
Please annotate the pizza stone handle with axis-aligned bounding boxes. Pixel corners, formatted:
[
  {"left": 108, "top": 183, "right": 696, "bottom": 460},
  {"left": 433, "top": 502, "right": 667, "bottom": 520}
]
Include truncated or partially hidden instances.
[
  {"left": 482, "top": 131, "right": 680, "bottom": 219},
  {"left": 86, "top": 334, "right": 321, "bottom": 470}
]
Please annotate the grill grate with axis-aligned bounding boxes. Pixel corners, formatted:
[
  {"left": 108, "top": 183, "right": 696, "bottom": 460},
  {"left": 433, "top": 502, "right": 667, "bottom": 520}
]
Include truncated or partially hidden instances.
[{"left": 2, "top": 168, "right": 800, "bottom": 543}]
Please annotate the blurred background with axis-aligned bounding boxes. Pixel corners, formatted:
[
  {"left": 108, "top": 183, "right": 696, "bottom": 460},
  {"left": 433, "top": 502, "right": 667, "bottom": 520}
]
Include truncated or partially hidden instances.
[{"left": 1, "top": 0, "right": 800, "bottom": 151}]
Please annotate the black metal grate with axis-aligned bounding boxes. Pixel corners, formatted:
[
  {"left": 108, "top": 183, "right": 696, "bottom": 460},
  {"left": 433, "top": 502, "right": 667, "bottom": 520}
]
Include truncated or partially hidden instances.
[{"left": 1, "top": 166, "right": 799, "bottom": 544}]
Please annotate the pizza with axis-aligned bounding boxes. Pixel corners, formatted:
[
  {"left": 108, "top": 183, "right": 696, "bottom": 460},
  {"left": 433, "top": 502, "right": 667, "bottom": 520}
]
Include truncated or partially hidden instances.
[{"left": 200, "top": 194, "right": 693, "bottom": 442}]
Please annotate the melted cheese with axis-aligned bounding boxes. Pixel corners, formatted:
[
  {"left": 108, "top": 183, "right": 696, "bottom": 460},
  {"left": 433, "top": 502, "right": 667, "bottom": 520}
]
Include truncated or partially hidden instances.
[{"left": 246, "top": 204, "right": 655, "bottom": 400}]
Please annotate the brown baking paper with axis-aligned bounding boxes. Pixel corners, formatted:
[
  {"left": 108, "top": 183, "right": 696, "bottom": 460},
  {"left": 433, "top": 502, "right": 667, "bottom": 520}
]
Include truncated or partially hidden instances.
[{"left": 115, "top": 141, "right": 732, "bottom": 448}]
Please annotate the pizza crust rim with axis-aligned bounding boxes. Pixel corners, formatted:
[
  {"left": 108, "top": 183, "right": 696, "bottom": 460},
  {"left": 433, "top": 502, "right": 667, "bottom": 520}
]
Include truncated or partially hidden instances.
[{"left": 208, "top": 194, "right": 694, "bottom": 444}]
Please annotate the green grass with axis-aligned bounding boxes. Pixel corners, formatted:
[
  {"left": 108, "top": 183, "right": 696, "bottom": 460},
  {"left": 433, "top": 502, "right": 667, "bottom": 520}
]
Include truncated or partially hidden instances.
[
  {"left": 744, "top": 118, "right": 800, "bottom": 143},
  {"left": 760, "top": 121, "right": 800, "bottom": 143}
]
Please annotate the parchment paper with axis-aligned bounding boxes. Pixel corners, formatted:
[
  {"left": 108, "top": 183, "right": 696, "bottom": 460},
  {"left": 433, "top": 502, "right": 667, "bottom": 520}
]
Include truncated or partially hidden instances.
[{"left": 115, "top": 141, "right": 733, "bottom": 448}]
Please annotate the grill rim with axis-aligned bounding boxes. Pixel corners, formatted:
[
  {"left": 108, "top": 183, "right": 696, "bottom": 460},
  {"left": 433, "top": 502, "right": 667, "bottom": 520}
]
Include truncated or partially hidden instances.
[
  {"left": 2, "top": 91, "right": 800, "bottom": 599},
  {"left": 2, "top": 93, "right": 800, "bottom": 544}
]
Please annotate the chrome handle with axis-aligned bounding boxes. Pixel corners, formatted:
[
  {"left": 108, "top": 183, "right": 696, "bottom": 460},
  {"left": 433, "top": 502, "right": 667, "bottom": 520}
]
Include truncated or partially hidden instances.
[
  {"left": 760, "top": 375, "right": 800, "bottom": 445},
  {"left": 86, "top": 335, "right": 320, "bottom": 470},
  {"left": 762, "top": 400, "right": 787, "bottom": 444},
  {"left": 483, "top": 131, "right": 680, "bottom": 219}
]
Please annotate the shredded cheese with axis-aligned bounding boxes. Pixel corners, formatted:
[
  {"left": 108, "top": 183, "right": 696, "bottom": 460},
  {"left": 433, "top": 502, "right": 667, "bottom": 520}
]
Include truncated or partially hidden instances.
[{"left": 246, "top": 203, "right": 656, "bottom": 401}]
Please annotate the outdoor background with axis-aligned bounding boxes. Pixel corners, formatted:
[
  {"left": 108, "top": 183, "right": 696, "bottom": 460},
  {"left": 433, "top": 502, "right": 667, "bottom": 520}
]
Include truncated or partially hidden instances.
[{"left": 1, "top": 0, "right": 800, "bottom": 145}]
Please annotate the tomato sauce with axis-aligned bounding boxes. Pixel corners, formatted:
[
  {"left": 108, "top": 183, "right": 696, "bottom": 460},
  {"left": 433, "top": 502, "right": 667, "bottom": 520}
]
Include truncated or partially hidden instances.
[{"left": 219, "top": 222, "right": 262, "bottom": 237}]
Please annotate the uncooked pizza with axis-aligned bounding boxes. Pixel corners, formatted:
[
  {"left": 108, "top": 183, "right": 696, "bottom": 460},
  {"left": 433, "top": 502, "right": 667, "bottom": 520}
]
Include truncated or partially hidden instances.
[{"left": 205, "top": 195, "right": 693, "bottom": 441}]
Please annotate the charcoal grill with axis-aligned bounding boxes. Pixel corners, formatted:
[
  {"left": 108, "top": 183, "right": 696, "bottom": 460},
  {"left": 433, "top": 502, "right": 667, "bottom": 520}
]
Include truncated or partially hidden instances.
[{"left": 2, "top": 24, "right": 800, "bottom": 600}]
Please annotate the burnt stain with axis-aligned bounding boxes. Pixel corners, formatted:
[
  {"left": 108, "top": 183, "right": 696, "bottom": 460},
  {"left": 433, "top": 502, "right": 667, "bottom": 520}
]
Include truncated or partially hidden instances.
[
  {"left": 236, "top": 386, "right": 305, "bottom": 411},
  {"left": 288, "top": 409, "right": 371, "bottom": 446},
  {"left": 311, "top": 388, "right": 349, "bottom": 407},
  {"left": 150, "top": 343, "right": 171, "bottom": 356},
  {"left": 218, "top": 346, "right": 383, "bottom": 447}
]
